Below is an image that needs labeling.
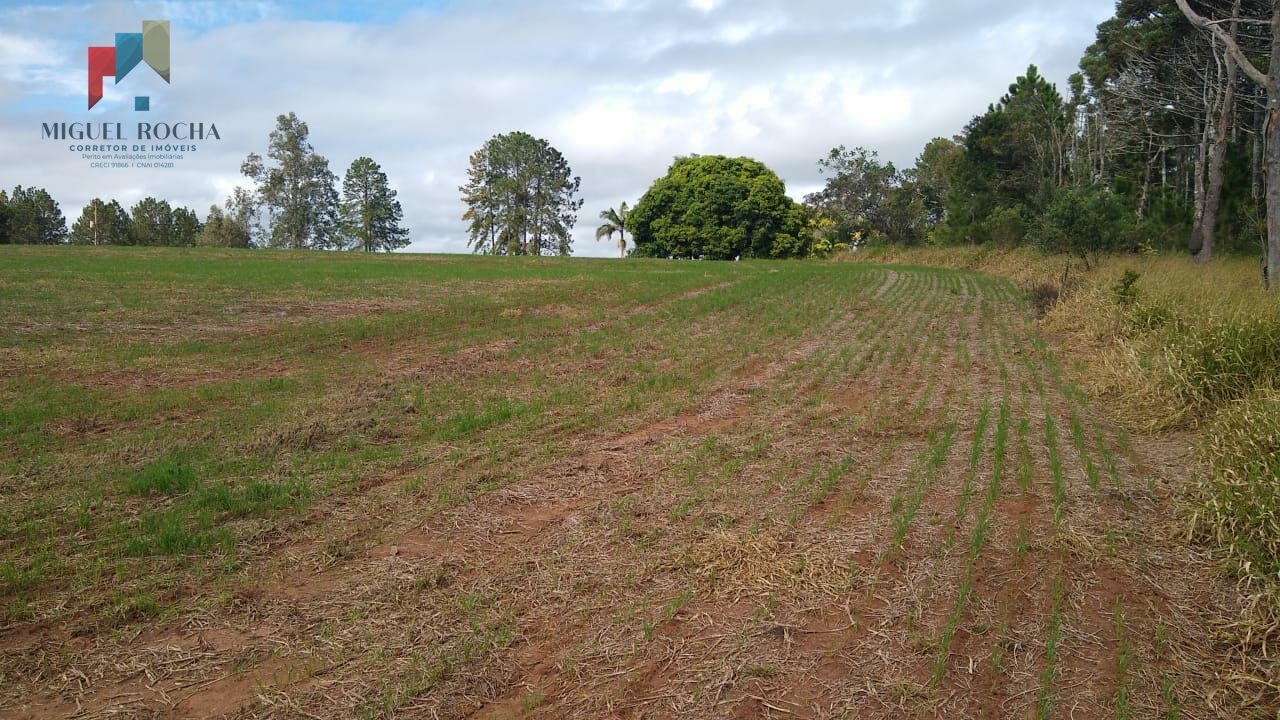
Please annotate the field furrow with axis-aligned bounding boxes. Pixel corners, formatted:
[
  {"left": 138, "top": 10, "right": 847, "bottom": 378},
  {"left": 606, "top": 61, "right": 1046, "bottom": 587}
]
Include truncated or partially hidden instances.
[{"left": 0, "top": 250, "right": 1234, "bottom": 719}]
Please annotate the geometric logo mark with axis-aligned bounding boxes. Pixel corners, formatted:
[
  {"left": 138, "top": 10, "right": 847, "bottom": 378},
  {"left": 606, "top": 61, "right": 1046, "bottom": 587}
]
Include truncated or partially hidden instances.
[{"left": 88, "top": 20, "right": 170, "bottom": 110}]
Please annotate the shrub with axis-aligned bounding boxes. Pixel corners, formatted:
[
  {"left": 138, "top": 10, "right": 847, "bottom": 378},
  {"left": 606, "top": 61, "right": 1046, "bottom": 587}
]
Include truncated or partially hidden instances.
[
  {"left": 1112, "top": 269, "right": 1140, "bottom": 307},
  {"left": 984, "top": 206, "right": 1026, "bottom": 249},
  {"left": 1162, "top": 316, "right": 1280, "bottom": 411},
  {"left": 1028, "top": 283, "right": 1059, "bottom": 317},
  {"left": 1032, "top": 185, "right": 1131, "bottom": 267}
]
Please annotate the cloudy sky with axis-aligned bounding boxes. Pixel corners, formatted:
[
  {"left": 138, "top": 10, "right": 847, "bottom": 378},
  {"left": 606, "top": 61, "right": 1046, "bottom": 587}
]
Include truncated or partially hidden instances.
[{"left": 0, "top": 0, "right": 1115, "bottom": 256}]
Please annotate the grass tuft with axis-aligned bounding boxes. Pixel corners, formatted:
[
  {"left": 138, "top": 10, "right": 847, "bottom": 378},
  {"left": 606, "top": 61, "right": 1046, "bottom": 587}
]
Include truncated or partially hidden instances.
[{"left": 124, "top": 450, "right": 200, "bottom": 496}]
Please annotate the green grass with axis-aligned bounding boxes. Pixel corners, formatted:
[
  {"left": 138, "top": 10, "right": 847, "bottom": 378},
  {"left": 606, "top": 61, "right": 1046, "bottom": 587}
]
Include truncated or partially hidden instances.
[
  {"left": 1037, "top": 572, "right": 1068, "bottom": 720},
  {"left": 431, "top": 399, "right": 530, "bottom": 441},
  {"left": 1114, "top": 598, "right": 1133, "bottom": 720},
  {"left": 123, "top": 449, "right": 202, "bottom": 496},
  {"left": 889, "top": 422, "right": 958, "bottom": 551},
  {"left": 946, "top": 400, "right": 991, "bottom": 548},
  {"left": 933, "top": 325, "right": 1013, "bottom": 685},
  {"left": 1044, "top": 414, "right": 1067, "bottom": 524},
  {"left": 0, "top": 246, "right": 866, "bottom": 625}
]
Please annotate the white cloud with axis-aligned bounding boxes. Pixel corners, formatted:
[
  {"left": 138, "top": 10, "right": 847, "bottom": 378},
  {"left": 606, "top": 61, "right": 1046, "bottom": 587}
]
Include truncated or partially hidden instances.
[
  {"left": 656, "top": 71, "right": 712, "bottom": 95},
  {"left": 0, "top": 30, "right": 80, "bottom": 96}
]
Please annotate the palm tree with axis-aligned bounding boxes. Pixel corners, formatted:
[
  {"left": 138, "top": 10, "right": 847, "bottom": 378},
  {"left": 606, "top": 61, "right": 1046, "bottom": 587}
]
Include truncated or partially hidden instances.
[{"left": 595, "top": 202, "right": 631, "bottom": 259}]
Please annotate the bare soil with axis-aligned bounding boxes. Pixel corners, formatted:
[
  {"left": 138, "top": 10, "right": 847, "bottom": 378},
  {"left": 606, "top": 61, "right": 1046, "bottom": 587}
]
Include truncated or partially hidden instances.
[{"left": 0, "top": 264, "right": 1237, "bottom": 719}]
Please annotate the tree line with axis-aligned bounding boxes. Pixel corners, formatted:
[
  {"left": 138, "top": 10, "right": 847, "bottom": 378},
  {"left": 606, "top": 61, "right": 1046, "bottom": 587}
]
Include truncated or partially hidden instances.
[
  {"left": 0, "top": 113, "right": 410, "bottom": 252},
  {"left": 460, "top": 2, "right": 1280, "bottom": 272},
  {"left": 16, "top": 0, "right": 1280, "bottom": 275},
  {"left": 801, "top": 0, "right": 1280, "bottom": 286}
]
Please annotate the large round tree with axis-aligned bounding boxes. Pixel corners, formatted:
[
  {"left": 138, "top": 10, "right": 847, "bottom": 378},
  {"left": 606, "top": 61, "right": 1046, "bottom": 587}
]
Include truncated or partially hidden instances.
[{"left": 629, "top": 155, "right": 807, "bottom": 260}]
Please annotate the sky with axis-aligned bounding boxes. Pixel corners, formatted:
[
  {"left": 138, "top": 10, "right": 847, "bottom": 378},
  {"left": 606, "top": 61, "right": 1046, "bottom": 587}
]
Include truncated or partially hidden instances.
[{"left": 0, "top": 0, "right": 1116, "bottom": 257}]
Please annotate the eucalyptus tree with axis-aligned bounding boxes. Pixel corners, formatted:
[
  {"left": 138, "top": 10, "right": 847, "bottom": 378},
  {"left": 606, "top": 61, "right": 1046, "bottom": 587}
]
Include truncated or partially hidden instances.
[
  {"left": 912, "top": 138, "right": 963, "bottom": 229},
  {"left": 198, "top": 188, "right": 255, "bottom": 248},
  {"left": 1191, "top": 0, "right": 1244, "bottom": 263},
  {"left": 1077, "top": 0, "right": 1271, "bottom": 259},
  {"left": 241, "top": 112, "right": 341, "bottom": 249},
  {"left": 804, "top": 146, "right": 900, "bottom": 245}
]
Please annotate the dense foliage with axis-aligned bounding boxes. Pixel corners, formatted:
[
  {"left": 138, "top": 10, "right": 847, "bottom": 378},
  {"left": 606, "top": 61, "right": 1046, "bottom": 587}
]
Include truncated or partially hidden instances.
[
  {"left": 341, "top": 157, "right": 410, "bottom": 253},
  {"left": 69, "top": 199, "right": 132, "bottom": 245},
  {"left": 0, "top": 191, "right": 10, "bottom": 244},
  {"left": 0, "top": 186, "right": 68, "bottom": 245},
  {"left": 811, "top": 1, "right": 1276, "bottom": 281},
  {"left": 460, "top": 131, "right": 583, "bottom": 256},
  {"left": 629, "top": 155, "right": 807, "bottom": 259},
  {"left": 198, "top": 189, "right": 255, "bottom": 249},
  {"left": 241, "top": 113, "right": 343, "bottom": 250}
]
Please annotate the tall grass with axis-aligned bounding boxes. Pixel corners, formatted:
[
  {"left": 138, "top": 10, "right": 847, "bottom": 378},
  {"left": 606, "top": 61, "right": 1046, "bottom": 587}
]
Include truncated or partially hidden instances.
[
  {"left": 1064, "top": 256, "right": 1280, "bottom": 582},
  {"left": 1198, "top": 388, "right": 1280, "bottom": 580}
]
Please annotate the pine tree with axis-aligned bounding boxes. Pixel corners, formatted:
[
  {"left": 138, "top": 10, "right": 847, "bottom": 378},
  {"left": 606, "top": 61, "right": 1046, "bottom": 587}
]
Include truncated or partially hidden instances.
[
  {"left": 129, "top": 197, "right": 175, "bottom": 245},
  {"left": 341, "top": 157, "right": 409, "bottom": 252},
  {"left": 0, "top": 190, "right": 10, "bottom": 244},
  {"left": 171, "top": 207, "right": 203, "bottom": 246},
  {"left": 70, "top": 199, "right": 132, "bottom": 245},
  {"left": 7, "top": 186, "right": 67, "bottom": 244}
]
